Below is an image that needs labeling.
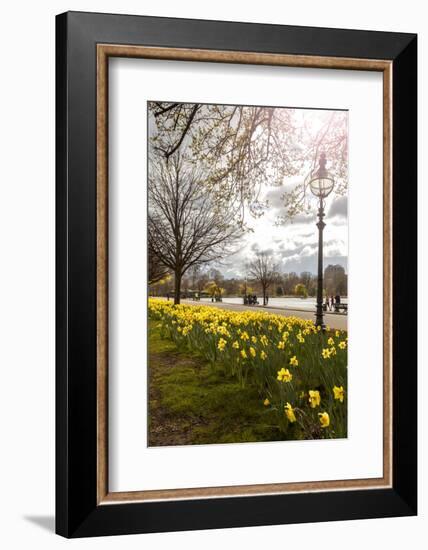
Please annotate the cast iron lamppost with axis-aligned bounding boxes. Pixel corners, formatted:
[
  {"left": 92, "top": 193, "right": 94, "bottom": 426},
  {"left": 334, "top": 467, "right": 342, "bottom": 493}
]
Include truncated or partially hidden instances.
[{"left": 306, "top": 152, "right": 335, "bottom": 329}]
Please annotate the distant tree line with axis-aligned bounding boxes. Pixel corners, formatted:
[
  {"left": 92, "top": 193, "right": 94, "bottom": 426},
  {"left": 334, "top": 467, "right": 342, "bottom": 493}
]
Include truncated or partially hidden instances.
[{"left": 150, "top": 263, "right": 347, "bottom": 299}]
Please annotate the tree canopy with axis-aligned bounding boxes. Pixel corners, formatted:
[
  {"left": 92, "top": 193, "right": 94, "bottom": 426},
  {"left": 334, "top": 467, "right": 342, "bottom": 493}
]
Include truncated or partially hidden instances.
[{"left": 149, "top": 102, "right": 348, "bottom": 222}]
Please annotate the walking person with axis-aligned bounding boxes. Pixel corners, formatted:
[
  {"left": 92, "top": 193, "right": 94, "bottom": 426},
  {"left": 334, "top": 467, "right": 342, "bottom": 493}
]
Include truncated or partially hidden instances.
[{"left": 334, "top": 294, "right": 340, "bottom": 312}]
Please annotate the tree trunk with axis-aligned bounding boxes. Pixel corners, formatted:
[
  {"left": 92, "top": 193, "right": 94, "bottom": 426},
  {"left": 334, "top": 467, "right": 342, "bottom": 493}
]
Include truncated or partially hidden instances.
[
  {"left": 262, "top": 285, "right": 266, "bottom": 306},
  {"left": 174, "top": 271, "right": 182, "bottom": 305}
]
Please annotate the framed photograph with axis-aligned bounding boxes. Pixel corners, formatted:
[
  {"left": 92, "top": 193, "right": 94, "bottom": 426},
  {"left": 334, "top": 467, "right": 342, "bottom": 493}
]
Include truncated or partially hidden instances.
[{"left": 56, "top": 11, "right": 417, "bottom": 538}]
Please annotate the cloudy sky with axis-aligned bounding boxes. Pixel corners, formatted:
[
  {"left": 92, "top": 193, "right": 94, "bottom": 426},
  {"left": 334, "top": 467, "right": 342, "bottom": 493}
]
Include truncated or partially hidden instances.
[
  {"left": 149, "top": 103, "right": 348, "bottom": 279},
  {"left": 214, "top": 181, "right": 348, "bottom": 278},
  {"left": 200, "top": 107, "right": 348, "bottom": 279}
]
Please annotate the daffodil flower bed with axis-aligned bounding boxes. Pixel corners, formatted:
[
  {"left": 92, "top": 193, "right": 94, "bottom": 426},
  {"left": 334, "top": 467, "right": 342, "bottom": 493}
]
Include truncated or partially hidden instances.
[{"left": 149, "top": 298, "right": 347, "bottom": 439}]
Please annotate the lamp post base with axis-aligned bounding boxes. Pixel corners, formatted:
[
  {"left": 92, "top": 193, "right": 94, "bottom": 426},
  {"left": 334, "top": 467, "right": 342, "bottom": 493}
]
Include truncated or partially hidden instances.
[{"left": 315, "top": 307, "right": 325, "bottom": 331}]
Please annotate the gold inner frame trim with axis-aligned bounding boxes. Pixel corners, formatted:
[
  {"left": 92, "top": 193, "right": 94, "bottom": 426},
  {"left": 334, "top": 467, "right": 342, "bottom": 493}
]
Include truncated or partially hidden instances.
[{"left": 96, "top": 44, "right": 393, "bottom": 505}]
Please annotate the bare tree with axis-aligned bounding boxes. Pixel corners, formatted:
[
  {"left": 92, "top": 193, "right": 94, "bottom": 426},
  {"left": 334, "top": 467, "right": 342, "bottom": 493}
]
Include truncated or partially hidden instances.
[
  {"left": 248, "top": 252, "right": 279, "bottom": 306},
  {"left": 300, "top": 271, "right": 312, "bottom": 289},
  {"left": 148, "top": 155, "right": 241, "bottom": 304},
  {"left": 195, "top": 270, "right": 210, "bottom": 294},
  {"left": 282, "top": 272, "right": 300, "bottom": 295},
  {"left": 148, "top": 226, "right": 170, "bottom": 285}
]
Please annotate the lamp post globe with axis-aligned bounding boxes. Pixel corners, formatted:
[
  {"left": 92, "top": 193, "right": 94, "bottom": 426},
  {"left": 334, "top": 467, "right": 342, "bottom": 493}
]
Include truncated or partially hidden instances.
[
  {"left": 306, "top": 152, "right": 335, "bottom": 199},
  {"left": 306, "top": 152, "right": 335, "bottom": 329}
]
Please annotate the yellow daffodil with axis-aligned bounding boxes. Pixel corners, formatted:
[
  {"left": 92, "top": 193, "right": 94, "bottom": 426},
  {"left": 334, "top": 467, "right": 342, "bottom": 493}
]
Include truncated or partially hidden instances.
[
  {"left": 148, "top": 299, "right": 349, "bottom": 441},
  {"left": 333, "top": 385, "right": 345, "bottom": 402},
  {"left": 217, "top": 338, "right": 227, "bottom": 351},
  {"left": 322, "top": 348, "right": 331, "bottom": 359},
  {"left": 308, "top": 390, "right": 321, "bottom": 408},
  {"left": 260, "top": 335, "right": 269, "bottom": 347},
  {"left": 318, "top": 412, "right": 330, "bottom": 428},
  {"left": 182, "top": 325, "right": 192, "bottom": 336},
  {"left": 289, "top": 355, "right": 299, "bottom": 367},
  {"left": 285, "top": 402, "right": 296, "bottom": 423},
  {"left": 277, "top": 368, "right": 293, "bottom": 382}
]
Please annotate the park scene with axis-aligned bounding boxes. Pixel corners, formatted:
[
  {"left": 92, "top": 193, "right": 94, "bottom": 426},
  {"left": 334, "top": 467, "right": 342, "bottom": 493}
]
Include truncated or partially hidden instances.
[{"left": 147, "top": 101, "right": 348, "bottom": 446}]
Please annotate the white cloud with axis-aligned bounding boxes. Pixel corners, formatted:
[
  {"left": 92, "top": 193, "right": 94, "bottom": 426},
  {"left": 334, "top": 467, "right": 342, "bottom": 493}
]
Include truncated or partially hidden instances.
[{"left": 328, "top": 195, "right": 348, "bottom": 219}]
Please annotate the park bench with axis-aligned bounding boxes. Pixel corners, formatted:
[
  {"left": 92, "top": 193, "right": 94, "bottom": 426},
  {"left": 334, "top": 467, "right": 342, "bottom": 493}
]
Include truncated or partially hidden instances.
[
  {"left": 243, "top": 296, "right": 259, "bottom": 305},
  {"left": 322, "top": 303, "right": 348, "bottom": 314}
]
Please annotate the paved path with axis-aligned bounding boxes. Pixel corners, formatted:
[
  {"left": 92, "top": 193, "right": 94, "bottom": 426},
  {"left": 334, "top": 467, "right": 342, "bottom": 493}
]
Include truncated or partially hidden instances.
[{"left": 179, "top": 299, "right": 348, "bottom": 331}]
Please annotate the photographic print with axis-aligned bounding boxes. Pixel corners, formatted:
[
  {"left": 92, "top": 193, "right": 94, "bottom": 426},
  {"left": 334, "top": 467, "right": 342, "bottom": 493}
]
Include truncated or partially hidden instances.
[
  {"left": 147, "top": 101, "right": 348, "bottom": 447},
  {"left": 56, "top": 14, "right": 417, "bottom": 536}
]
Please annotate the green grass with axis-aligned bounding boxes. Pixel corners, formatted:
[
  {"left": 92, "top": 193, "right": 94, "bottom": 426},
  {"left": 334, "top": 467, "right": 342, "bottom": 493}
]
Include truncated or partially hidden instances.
[{"left": 148, "top": 320, "right": 290, "bottom": 446}]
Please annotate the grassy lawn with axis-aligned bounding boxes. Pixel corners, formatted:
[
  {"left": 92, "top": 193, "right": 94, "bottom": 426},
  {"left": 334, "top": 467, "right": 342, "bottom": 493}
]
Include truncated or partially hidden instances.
[{"left": 148, "top": 320, "right": 288, "bottom": 446}]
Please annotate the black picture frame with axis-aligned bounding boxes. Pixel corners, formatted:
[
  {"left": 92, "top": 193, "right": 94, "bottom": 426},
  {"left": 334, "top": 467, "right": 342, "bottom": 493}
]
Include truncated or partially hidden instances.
[{"left": 56, "top": 11, "right": 417, "bottom": 538}]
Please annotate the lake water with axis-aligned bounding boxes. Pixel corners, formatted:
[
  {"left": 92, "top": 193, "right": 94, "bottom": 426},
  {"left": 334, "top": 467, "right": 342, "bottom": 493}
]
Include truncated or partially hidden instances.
[{"left": 199, "top": 296, "right": 348, "bottom": 311}]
